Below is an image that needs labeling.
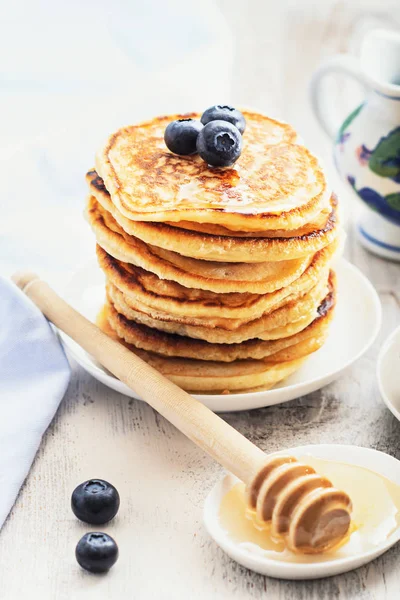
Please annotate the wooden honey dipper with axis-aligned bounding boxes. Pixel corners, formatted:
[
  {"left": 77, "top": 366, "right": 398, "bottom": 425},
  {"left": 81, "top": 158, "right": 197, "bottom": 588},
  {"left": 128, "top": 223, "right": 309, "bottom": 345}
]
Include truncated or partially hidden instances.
[{"left": 13, "top": 272, "right": 352, "bottom": 554}]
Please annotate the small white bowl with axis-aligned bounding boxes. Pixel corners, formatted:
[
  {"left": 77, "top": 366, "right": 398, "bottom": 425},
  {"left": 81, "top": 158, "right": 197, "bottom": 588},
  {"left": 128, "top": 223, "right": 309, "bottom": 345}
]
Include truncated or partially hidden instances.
[
  {"left": 204, "top": 444, "right": 400, "bottom": 580},
  {"left": 378, "top": 325, "right": 400, "bottom": 421}
]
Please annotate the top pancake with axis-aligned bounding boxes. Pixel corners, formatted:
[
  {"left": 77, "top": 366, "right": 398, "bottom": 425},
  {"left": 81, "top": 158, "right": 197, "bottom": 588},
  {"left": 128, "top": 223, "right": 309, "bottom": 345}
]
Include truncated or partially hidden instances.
[
  {"left": 95, "top": 111, "right": 331, "bottom": 231},
  {"left": 87, "top": 171, "right": 339, "bottom": 263}
]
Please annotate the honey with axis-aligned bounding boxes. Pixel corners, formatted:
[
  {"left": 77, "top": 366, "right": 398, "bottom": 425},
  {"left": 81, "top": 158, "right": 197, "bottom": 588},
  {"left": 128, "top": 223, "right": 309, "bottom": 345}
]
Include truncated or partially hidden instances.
[{"left": 219, "top": 456, "right": 400, "bottom": 563}]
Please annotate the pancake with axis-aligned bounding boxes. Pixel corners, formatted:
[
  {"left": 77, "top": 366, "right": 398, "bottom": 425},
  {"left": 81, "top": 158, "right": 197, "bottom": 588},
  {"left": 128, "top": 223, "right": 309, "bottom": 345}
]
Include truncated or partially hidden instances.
[
  {"left": 98, "top": 305, "right": 307, "bottom": 393},
  {"left": 108, "top": 285, "right": 319, "bottom": 342},
  {"left": 104, "top": 285, "right": 335, "bottom": 362},
  {"left": 105, "top": 272, "right": 333, "bottom": 343},
  {"left": 95, "top": 111, "right": 331, "bottom": 231},
  {"left": 97, "top": 240, "right": 336, "bottom": 321},
  {"left": 87, "top": 169, "right": 332, "bottom": 239},
  {"left": 87, "top": 197, "right": 323, "bottom": 294},
  {"left": 87, "top": 171, "right": 339, "bottom": 263},
  {"left": 163, "top": 211, "right": 330, "bottom": 237}
]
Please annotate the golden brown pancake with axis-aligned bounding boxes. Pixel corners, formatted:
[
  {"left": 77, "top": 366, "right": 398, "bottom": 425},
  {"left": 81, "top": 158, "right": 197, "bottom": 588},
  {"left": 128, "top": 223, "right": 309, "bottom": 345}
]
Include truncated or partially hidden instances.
[
  {"left": 104, "top": 285, "right": 335, "bottom": 362},
  {"left": 87, "top": 171, "right": 339, "bottom": 263},
  {"left": 96, "top": 240, "right": 336, "bottom": 322},
  {"left": 105, "top": 272, "right": 333, "bottom": 343},
  {"left": 98, "top": 305, "right": 307, "bottom": 393},
  {"left": 87, "top": 196, "right": 316, "bottom": 293},
  {"left": 95, "top": 111, "right": 330, "bottom": 231},
  {"left": 87, "top": 195, "right": 339, "bottom": 297}
]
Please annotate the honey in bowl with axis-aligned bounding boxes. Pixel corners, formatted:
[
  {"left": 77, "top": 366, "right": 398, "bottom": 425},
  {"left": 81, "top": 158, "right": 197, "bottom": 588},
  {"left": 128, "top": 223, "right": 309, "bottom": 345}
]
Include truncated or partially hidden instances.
[{"left": 219, "top": 456, "right": 400, "bottom": 563}]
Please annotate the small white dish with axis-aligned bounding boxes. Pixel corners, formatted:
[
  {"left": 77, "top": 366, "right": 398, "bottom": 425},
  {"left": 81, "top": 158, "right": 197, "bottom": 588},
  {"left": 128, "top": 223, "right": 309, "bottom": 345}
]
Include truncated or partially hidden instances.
[
  {"left": 60, "top": 257, "right": 381, "bottom": 412},
  {"left": 378, "top": 325, "right": 400, "bottom": 421},
  {"left": 204, "top": 444, "right": 400, "bottom": 580}
]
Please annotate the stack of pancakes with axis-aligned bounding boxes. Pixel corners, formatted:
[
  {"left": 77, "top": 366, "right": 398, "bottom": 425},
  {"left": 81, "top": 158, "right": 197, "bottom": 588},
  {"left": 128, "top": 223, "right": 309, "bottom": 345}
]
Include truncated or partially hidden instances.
[{"left": 86, "top": 111, "right": 340, "bottom": 393}]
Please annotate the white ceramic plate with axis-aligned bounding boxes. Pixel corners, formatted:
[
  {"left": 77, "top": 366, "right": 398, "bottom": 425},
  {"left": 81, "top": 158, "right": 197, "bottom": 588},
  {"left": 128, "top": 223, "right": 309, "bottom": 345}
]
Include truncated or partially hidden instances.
[
  {"left": 378, "top": 325, "right": 400, "bottom": 421},
  {"left": 204, "top": 444, "right": 400, "bottom": 579},
  {"left": 60, "top": 258, "right": 381, "bottom": 412}
]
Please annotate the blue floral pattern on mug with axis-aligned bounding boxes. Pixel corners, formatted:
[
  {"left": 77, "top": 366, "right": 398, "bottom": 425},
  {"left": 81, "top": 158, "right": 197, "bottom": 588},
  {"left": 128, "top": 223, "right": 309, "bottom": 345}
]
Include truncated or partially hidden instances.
[
  {"left": 360, "top": 126, "right": 400, "bottom": 183},
  {"left": 347, "top": 175, "right": 400, "bottom": 225}
]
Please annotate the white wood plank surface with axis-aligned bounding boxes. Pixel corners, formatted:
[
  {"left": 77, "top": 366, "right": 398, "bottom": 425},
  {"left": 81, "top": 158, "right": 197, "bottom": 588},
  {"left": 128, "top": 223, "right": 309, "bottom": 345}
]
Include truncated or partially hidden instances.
[{"left": 1, "top": 1, "right": 400, "bottom": 598}]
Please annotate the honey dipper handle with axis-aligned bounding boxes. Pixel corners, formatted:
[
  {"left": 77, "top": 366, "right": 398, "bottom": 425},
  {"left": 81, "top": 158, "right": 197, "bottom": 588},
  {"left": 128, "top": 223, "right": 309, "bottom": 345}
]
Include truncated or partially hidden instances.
[{"left": 12, "top": 272, "right": 266, "bottom": 483}]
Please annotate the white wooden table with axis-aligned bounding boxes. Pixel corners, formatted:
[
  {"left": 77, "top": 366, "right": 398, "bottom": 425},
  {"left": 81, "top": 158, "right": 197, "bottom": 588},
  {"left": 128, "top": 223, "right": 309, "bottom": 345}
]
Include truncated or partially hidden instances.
[{"left": 1, "top": 1, "right": 400, "bottom": 598}]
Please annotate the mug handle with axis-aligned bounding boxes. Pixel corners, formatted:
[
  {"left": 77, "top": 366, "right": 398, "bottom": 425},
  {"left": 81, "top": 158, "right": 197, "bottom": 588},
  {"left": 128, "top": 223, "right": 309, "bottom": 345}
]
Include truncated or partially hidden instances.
[{"left": 310, "top": 54, "right": 368, "bottom": 139}]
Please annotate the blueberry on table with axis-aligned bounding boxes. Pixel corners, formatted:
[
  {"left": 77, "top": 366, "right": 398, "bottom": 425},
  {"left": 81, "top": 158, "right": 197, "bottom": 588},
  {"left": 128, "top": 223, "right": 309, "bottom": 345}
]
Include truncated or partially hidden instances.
[
  {"left": 71, "top": 479, "right": 120, "bottom": 525},
  {"left": 76, "top": 532, "right": 118, "bottom": 574},
  {"left": 164, "top": 118, "right": 203, "bottom": 155},
  {"left": 196, "top": 120, "right": 242, "bottom": 167},
  {"left": 201, "top": 105, "right": 246, "bottom": 134}
]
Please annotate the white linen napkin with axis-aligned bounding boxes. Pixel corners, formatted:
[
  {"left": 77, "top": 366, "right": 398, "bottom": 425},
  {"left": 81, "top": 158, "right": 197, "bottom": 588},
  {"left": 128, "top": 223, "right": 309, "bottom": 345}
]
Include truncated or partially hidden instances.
[{"left": 0, "top": 276, "right": 70, "bottom": 529}]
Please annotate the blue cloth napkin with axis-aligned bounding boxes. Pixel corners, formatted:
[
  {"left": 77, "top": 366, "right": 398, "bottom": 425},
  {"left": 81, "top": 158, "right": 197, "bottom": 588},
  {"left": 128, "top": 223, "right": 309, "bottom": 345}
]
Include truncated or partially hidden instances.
[{"left": 0, "top": 277, "right": 70, "bottom": 528}]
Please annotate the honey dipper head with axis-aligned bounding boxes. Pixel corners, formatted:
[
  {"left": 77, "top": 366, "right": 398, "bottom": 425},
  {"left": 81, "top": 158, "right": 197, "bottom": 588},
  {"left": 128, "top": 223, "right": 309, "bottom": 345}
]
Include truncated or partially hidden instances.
[
  {"left": 287, "top": 487, "right": 352, "bottom": 553},
  {"left": 247, "top": 456, "right": 352, "bottom": 554}
]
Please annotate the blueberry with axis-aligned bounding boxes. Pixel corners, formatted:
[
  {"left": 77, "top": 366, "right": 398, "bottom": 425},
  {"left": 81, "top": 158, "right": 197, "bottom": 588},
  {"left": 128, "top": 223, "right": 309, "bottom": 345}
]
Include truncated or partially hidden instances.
[
  {"left": 71, "top": 479, "right": 120, "bottom": 525},
  {"left": 164, "top": 118, "right": 203, "bottom": 155},
  {"left": 196, "top": 120, "right": 242, "bottom": 167},
  {"left": 75, "top": 532, "right": 118, "bottom": 574},
  {"left": 201, "top": 105, "right": 246, "bottom": 134}
]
